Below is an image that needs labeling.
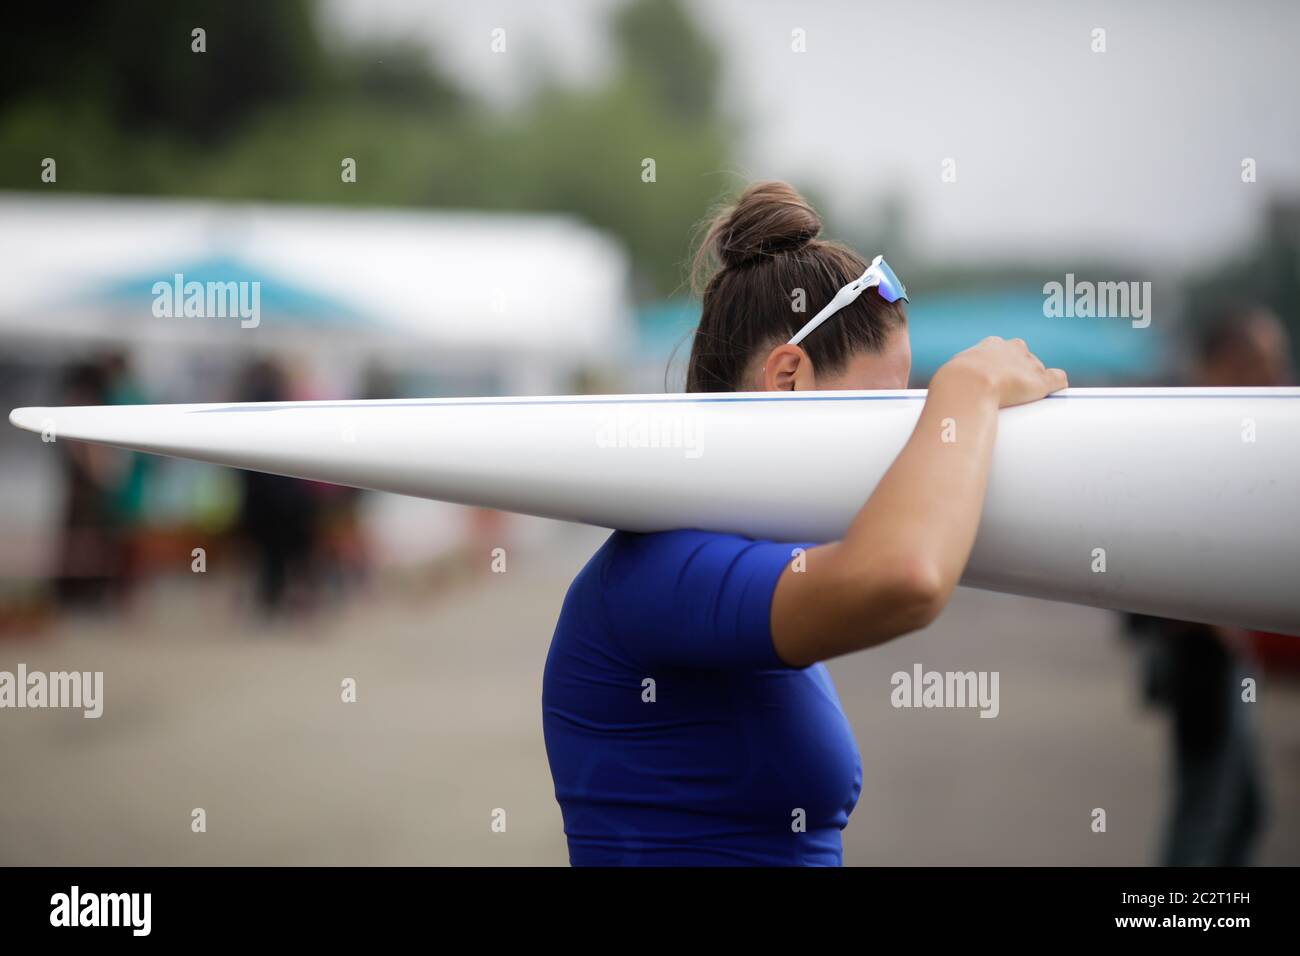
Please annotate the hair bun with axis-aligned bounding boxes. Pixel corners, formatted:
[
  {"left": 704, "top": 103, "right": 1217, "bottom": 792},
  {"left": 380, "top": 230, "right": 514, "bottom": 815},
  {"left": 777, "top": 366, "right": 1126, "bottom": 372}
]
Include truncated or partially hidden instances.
[{"left": 708, "top": 180, "right": 822, "bottom": 269}]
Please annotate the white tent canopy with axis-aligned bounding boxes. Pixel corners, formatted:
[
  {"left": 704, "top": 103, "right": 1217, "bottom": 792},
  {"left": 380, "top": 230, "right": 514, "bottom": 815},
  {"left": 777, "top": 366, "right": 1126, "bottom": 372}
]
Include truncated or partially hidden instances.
[{"left": 0, "top": 192, "right": 633, "bottom": 361}]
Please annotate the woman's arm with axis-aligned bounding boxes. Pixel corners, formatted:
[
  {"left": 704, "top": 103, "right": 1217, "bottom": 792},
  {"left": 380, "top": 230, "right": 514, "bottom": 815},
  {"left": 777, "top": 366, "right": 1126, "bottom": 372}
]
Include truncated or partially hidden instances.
[{"left": 770, "top": 337, "right": 1067, "bottom": 667}]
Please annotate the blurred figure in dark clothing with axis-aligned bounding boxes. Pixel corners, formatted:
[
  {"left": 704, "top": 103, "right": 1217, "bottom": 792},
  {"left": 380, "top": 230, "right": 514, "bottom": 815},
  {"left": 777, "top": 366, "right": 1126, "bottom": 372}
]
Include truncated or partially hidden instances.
[
  {"left": 54, "top": 361, "right": 121, "bottom": 607},
  {"left": 101, "top": 351, "right": 152, "bottom": 606},
  {"left": 234, "top": 360, "right": 321, "bottom": 615},
  {"left": 1128, "top": 305, "right": 1292, "bottom": 865},
  {"left": 1128, "top": 614, "right": 1265, "bottom": 865}
]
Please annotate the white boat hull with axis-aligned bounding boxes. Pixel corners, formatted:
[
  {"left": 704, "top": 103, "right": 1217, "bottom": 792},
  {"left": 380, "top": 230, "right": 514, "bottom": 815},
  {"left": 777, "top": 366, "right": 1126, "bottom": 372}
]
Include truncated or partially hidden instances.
[{"left": 11, "top": 387, "right": 1300, "bottom": 634}]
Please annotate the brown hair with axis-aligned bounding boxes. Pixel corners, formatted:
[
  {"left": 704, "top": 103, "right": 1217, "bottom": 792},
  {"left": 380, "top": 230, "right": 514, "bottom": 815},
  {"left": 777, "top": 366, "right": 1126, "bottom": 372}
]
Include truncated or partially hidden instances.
[{"left": 685, "top": 181, "right": 906, "bottom": 392}]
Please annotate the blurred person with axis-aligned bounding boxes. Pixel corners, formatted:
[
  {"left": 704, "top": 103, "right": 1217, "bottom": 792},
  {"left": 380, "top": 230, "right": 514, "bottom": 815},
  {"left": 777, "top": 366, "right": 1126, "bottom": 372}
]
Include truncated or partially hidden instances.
[
  {"left": 101, "top": 351, "right": 153, "bottom": 606},
  {"left": 233, "top": 359, "right": 322, "bottom": 616},
  {"left": 53, "top": 361, "right": 120, "bottom": 607},
  {"left": 312, "top": 364, "right": 402, "bottom": 598},
  {"left": 1196, "top": 306, "right": 1292, "bottom": 388},
  {"left": 1126, "top": 304, "right": 1291, "bottom": 866},
  {"left": 543, "top": 182, "right": 1068, "bottom": 865}
]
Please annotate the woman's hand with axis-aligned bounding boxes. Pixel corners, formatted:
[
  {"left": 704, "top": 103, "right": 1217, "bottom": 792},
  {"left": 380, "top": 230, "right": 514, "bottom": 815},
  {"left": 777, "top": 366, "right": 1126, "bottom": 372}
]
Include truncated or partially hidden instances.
[
  {"left": 770, "top": 339, "right": 1066, "bottom": 667},
  {"left": 933, "top": 336, "right": 1068, "bottom": 408}
]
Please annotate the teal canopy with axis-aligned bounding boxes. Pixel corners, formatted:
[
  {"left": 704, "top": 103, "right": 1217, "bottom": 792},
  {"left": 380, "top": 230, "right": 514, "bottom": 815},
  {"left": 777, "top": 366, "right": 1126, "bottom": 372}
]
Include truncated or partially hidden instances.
[
  {"left": 84, "top": 255, "right": 374, "bottom": 328},
  {"left": 637, "top": 287, "right": 1167, "bottom": 384}
]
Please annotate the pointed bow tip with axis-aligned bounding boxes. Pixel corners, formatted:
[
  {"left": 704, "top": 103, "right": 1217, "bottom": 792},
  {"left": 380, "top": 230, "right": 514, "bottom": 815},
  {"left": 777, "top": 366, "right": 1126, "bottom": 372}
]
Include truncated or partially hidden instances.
[{"left": 8, "top": 407, "right": 48, "bottom": 433}]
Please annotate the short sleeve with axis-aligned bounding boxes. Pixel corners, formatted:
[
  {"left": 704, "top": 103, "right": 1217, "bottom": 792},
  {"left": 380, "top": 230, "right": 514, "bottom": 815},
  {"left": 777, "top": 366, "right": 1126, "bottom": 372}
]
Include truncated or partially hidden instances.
[{"left": 601, "top": 530, "right": 813, "bottom": 671}]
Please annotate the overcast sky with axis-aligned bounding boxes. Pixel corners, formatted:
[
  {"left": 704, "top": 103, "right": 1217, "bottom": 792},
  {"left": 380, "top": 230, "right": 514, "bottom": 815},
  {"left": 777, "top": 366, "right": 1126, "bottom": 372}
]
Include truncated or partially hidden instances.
[{"left": 324, "top": 0, "right": 1300, "bottom": 269}]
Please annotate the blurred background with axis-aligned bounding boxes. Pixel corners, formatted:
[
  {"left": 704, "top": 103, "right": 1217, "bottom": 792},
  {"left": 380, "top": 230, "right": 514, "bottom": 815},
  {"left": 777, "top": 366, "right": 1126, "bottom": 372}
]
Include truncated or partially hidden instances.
[{"left": 1, "top": 0, "right": 1298, "bottom": 865}]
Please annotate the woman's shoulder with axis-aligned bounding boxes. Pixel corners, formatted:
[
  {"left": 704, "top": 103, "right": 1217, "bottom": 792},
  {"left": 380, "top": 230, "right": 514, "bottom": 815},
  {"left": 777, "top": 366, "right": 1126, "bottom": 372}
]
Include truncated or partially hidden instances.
[
  {"left": 603, "top": 528, "right": 757, "bottom": 560},
  {"left": 572, "top": 529, "right": 756, "bottom": 588},
  {"left": 566, "top": 528, "right": 812, "bottom": 672}
]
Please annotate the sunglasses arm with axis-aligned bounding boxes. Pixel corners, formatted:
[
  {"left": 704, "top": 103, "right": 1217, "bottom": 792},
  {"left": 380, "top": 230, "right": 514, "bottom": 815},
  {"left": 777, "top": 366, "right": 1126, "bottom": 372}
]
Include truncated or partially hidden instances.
[{"left": 786, "top": 267, "right": 876, "bottom": 346}]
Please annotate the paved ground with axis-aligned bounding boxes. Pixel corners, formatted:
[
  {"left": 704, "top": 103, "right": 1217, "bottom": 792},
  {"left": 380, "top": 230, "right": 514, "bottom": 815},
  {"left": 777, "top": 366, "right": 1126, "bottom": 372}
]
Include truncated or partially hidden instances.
[{"left": 2, "top": 521, "right": 1297, "bottom": 866}]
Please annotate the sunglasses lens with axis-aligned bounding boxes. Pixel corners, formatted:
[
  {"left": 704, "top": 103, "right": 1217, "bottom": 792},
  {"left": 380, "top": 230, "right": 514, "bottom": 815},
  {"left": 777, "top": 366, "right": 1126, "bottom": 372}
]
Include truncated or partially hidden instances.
[{"left": 874, "top": 259, "right": 908, "bottom": 302}]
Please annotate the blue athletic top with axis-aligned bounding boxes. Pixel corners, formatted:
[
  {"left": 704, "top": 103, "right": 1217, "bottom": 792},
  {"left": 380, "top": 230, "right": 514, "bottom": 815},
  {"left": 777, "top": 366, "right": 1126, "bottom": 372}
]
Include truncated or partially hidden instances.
[{"left": 542, "top": 529, "right": 863, "bottom": 866}]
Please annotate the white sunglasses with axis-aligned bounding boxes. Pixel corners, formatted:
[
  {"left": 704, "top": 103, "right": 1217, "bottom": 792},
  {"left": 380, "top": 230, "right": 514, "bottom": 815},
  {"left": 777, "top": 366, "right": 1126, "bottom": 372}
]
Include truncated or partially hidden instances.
[{"left": 787, "top": 255, "right": 908, "bottom": 346}]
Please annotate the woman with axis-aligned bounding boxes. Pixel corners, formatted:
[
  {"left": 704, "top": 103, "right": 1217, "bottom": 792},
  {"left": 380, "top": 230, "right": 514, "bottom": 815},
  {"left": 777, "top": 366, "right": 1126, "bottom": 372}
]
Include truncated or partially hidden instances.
[{"left": 542, "top": 181, "right": 1067, "bottom": 865}]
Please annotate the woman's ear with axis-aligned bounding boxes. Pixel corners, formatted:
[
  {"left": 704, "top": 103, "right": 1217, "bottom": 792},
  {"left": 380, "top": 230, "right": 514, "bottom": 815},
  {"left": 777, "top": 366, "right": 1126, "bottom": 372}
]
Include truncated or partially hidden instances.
[{"left": 761, "top": 344, "right": 817, "bottom": 391}]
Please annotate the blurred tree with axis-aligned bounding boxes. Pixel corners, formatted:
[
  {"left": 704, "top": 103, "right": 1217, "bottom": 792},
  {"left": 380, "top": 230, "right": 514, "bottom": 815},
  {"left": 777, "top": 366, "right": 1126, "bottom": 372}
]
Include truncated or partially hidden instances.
[
  {"left": 612, "top": 0, "right": 722, "bottom": 123},
  {"left": 0, "top": 0, "right": 327, "bottom": 145},
  {"left": 341, "top": 43, "right": 465, "bottom": 116},
  {"left": 0, "top": 0, "right": 736, "bottom": 295}
]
